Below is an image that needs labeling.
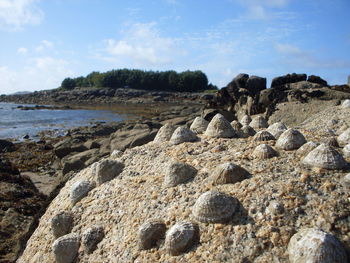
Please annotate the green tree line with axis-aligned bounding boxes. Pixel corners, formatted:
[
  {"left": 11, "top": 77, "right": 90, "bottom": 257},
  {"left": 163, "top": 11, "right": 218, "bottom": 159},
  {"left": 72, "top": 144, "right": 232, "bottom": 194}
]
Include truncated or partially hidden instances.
[{"left": 60, "top": 69, "right": 217, "bottom": 92}]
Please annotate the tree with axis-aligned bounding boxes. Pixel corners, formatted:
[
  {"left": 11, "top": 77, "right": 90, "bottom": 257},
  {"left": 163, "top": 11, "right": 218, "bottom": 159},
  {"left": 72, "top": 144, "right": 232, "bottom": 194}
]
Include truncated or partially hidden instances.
[{"left": 61, "top": 78, "right": 76, "bottom": 90}]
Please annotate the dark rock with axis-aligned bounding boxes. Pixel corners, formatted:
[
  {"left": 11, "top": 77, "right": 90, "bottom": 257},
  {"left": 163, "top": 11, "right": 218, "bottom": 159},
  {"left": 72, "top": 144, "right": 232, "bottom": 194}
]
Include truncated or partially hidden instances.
[
  {"left": 23, "top": 135, "right": 30, "bottom": 139},
  {"left": 0, "top": 139, "right": 16, "bottom": 153},
  {"left": 246, "top": 76, "right": 266, "bottom": 95},
  {"left": 61, "top": 156, "right": 86, "bottom": 175},
  {"left": 54, "top": 138, "right": 88, "bottom": 158},
  {"left": 330, "top": 85, "right": 350, "bottom": 93},
  {"left": 271, "top": 73, "right": 307, "bottom": 88},
  {"left": 307, "top": 75, "right": 328, "bottom": 86},
  {"left": 202, "top": 109, "right": 235, "bottom": 122}
]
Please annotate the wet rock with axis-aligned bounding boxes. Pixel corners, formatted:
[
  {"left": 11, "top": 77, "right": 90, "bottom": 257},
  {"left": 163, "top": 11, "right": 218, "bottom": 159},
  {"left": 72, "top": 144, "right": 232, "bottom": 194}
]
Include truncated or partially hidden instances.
[
  {"left": 138, "top": 219, "right": 166, "bottom": 250},
  {"left": 288, "top": 228, "right": 348, "bottom": 263},
  {"left": 82, "top": 226, "right": 104, "bottom": 254},
  {"left": 51, "top": 212, "right": 74, "bottom": 239},
  {"left": 169, "top": 127, "right": 198, "bottom": 145},
  {"left": 153, "top": 123, "right": 176, "bottom": 143},
  {"left": 164, "top": 161, "right": 197, "bottom": 187},
  {"left": 210, "top": 162, "right": 250, "bottom": 185},
  {"left": 204, "top": 113, "right": 236, "bottom": 138},
  {"left": 52, "top": 233, "right": 80, "bottom": 263},
  {"left": 70, "top": 180, "right": 95, "bottom": 205},
  {"left": 165, "top": 221, "right": 199, "bottom": 256},
  {"left": 94, "top": 159, "right": 124, "bottom": 185}
]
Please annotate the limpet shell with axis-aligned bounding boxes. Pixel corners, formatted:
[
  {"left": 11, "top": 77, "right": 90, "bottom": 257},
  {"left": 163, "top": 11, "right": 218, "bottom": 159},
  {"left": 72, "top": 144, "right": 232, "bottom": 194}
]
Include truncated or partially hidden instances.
[
  {"left": 341, "top": 99, "right": 350, "bottom": 108},
  {"left": 253, "top": 144, "right": 278, "bottom": 159},
  {"left": 204, "top": 113, "right": 236, "bottom": 138},
  {"left": 253, "top": 130, "right": 275, "bottom": 142},
  {"left": 95, "top": 159, "right": 124, "bottom": 185},
  {"left": 249, "top": 116, "right": 268, "bottom": 129},
  {"left": 51, "top": 211, "right": 74, "bottom": 239},
  {"left": 192, "top": 191, "right": 237, "bottom": 223},
  {"left": 266, "top": 122, "right": 287, "bottom": 139},
  {"left": 302, "top": 143, "right": 348, "bottom": 170},
  {"left": 231, "top": 120, "right": 242, "bottom": 131},
  {"left": 337, "top": 128, "right": 350, "bottom": 146},
  {"left": 343, "top": 144, "right": 350, "bottom": 158},
  {"left": 70, "top": 180, "right": 95, "bottom": 205},
  {"left": 239, "top": 125, "right": 256, "bottom": 138},
  {"left": 170, "top": 127, "right": 198, "bottom": 145},
  {"left": 288, "top": 228, "right": 348, "bottom": 263},
  {"left": 296, "top": 141, "right": 319, "bottom": 157},
  {"left": 139, "top": 219, "right": 166, "bottom": 250},
  {"left": 82, "top": 226, "right": 104, "bottom": 254},
  {"left": 164, "top": 161, "right": 197, "bottom": 187},
  {"left": 323, "top": 136, "right": 339, "bottom": 147},
  {"left": 276, "top": 128, "right": 306, "bottom": 150},
  {"left": 240, "top": 115, "right": 252, "bottom": 126},
  {"left": 165, "top": 221, "right": 199, "bottom": 256},
  {"left": 52, "top": 233, "right": 80, "bottom": 263},
  {"left": 154, "top": 123, "right": 176, "bottom": 143},
  {"left": 190, "top": 117, "right": 209, "bottom": 134},
  {"left": 210, "top": 162, "right": 250, "bottom": 185}
]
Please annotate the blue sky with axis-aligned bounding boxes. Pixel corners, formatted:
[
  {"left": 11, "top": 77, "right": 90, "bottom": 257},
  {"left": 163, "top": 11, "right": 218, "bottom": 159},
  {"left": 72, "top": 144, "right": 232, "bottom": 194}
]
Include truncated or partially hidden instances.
[{"left": 0, "top": 0, "right": 350, "bottom": 94}]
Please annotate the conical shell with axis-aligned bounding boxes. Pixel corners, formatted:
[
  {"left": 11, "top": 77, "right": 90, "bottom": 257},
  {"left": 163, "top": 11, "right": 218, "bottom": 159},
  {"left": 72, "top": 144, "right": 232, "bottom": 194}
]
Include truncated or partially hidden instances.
[
  {"left": 51, "top": 211, "right": 74, "bottom": 239},
  {"left": 266, "top": 122, "right": 287, "bottom": 139},
  {"left": 82, "top": 226, "right": 104, "bottom": 254},
  {"left": 323, "top": 136, "right": 339, "bottom": 147},
  {"left": 190, "top": 117, "right": 209, "bottom": 134},
  {"left": 170, "top": 127, "right": 198, "bottom": 145},
  {"left": 253, "top": 144, "right": 278, "bottom": 159},
  {"left": 239, "top": 125, "right": 256, "bottom": 138},
  {"left": 52, "top": 233, "right": 80, "bottom": 263},
  {"left": 231, "top": 120, "right": 242, "bottom": 131},
  {"left": 276, "top": 129, "right": 306, "bottom": 150},
  {"left": 165, "top": 221, "right": 199, "bottom": 256},
  {"left": 343, "top": 144, "right": 350, "bottom": 158},
  {"left": 154, "top": 123, "right": 176, "bottom": 143},
  {"left": 138, "top": 219, "right": 166, "bottom": 250},
  {"left": 296, "top": 141, "right": 319, "bottom": 156},
  {"left": 341, "top": 99, "right": 350, "bottom": 108},
  {"left": 240, "top": 115, "right": 252, "bottom": 126},
  {"left": 342, "top": 173, "right": 350, "bottom": 189},
  {"left": 164, "top": 161, "right": 197, "bottom": 187},
  {"left": 192, "top": 191, "right": 237, "bottom": 223},
  {"left": 288, "top": 228, "right": 348, "bottom": 263},
  {"left": 302, "top": 143, "right": 348, "bottom": 170},
  {"left": 337, "top": 128, "right": 350, "bottom": 146},
  {"left": 204, "top": 113, "right": 236, "bottom": 138},
  {"left": 210, "top": 162, "right": 250, "bottom": 185},
  {"left": 253, "top": 130, "right": 275, "bottom": 142},
  {"left": 249, "top": 116, "right": 268, "bottom": 129}
]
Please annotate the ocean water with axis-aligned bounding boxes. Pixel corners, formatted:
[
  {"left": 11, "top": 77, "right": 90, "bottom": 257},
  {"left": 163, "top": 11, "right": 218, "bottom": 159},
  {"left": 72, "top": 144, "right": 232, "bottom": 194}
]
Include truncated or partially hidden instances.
[{"left": 0, "top": 102, "right": 131, "bottom": 140}]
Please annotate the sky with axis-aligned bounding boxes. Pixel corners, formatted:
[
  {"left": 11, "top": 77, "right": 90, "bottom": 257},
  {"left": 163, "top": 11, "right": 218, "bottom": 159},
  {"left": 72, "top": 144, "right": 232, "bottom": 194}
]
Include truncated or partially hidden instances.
[{"left": 0, "top": 0, "right": 350, "bottom": 94}]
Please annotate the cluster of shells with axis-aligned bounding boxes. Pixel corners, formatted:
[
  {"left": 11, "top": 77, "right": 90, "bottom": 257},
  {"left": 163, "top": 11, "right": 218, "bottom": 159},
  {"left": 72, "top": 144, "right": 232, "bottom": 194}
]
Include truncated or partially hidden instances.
[{"left": 48, "top": 109, "right": 350, "bottom": 262}]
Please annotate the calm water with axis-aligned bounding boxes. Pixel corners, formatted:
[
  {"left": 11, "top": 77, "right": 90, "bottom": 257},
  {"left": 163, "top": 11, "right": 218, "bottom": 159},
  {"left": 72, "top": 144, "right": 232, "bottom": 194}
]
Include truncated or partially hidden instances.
[{"left": 0, "top": 102, "right": 131, "bottom": 140}]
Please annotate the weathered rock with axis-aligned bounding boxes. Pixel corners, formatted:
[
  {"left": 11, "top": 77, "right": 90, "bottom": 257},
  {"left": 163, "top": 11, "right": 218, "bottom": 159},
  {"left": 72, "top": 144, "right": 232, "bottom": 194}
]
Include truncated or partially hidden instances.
[
  {"left": 51, "top": 212, "right": 74, "bottom": 239},
  {"left": 204, "top": 113, "right": 236, "bottom": 138},
  {"left": 288, "top": 228, "right": 347, "bottom": 263},
  {"left": 70, "top": 180, "right": 95, "bottom": 205},
  {"left": 276, "top": 129, "right": 306, "bottom": 150},
  {"left": 266, "top": 122, "right": 287, "bottom": 139},
  {"left": 54, "top": 138, "right": 87, "bottom": 158},
  {"left": 165, "top": 222, "right": 199, "bottom": 256},
  {"left": 94, "top": 159, "right": 124, "bottom": 185},
  {"left": 239, "top": 125, "right": 256, "bottom": 138},
  {"left": 190, "top": 117, "right": 209, "bottom": 134},
  {"left": 210, "top": 162, "right": 250, "bottom": 185},
  {"left": 307, "top": 75, "right": 328, "bottom": 86},
  {"left": 52, "top": 233, "right": 80, "bottom": 263},
  {"left": 302, "top": 143, "right": 348, "bottom": 170},
  {"left": 296, "top": 141, "right": 319, "bottom": 156},
  {"left": 164, "top": 161, "right": 197, "bottom": 187},
  {"left": 253, "top": 130, "right": 275, "bottom": 142},
  {"left": 341, "top": 99, "right": 350, "bottom": 108},
  {"left": 249, "top": 116, "right": 268, "bottom": 129},
  {"left": 253, "top": 144, "right": 278, "bottom": 159},
  {"left": 169, "top": 127, "right": 198, "bottom": 145},
  {"left": 192, "top": 191, "right": 237, "bottom": 223},
  {"left": 82, "top": 226, "right": 104, "bottom": 254},
  {"left": 337, "top": 128, "right": 350, "bottom": 146},
  {"left": 138, "top": 219, "right": 166, "bottom": 250},
  {"left": 61, "top": 158, "right": 85, "bottom": 175},
  {"left": 271, "top": 73, "right": 307, "bottom": 88}
]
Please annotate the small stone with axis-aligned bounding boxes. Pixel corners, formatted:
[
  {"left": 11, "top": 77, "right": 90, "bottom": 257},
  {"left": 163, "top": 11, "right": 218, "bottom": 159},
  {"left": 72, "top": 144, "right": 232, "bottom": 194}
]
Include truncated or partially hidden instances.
[
  {"left": 276, "top": 128, "right": 306, "bottom": 150},
  {"left": 302, "top": 143, "right": 348, "bottom": 170},
  {"left": 52, "top": 233, "right": 80, "bottom": 263},
  {"left": 288, "top": 228, "right": 348, "bottom": 263},
  {"left": 193, "top": 191, "right": 237, "bottom": 223},
  {"left": 240, "top": 115, "right": 252, "bottom": 126},
  {"left": 266, "top": 122, "right": 287, "bottom": 139},
  {"left": 253, "top": 144, "right": 278, "bottom": 159},
  {"left": 249, "top": 116, "right": 268, "bottom": 129},
  {"left": 210, "top": 162, "right": 250, "bottom": 185},
  {"left": 51, "top": 212, "right": 74, "bottom": 239},
  {"left": 164, "top": 161, "right": 197, "bottom": 187},
  {"left": 82, "top": 226, "right": 104, "bottom": 254},
  {"left": 138, "top": 219, "right": 166, "bottom": 250},
  {"left": 266, "top": 200, "right": 284, "bottom": 215},
  {"left": 154, "top": 123, "right": 176, "bottom": 143},
  {"left": 94, "top": 159, "right": 124, "bottom": 185},
  {"left": 253, "top": 130, "right": 275, "bottom": 142},
  {"left": 70, "top": 180, "right": 95, "bottom": 205},
  {"left": 169, "top": 127, "right": 198, "bottom": 145},
  {"left": 337, "top": 128, "right": 350, "bottom": 146},
  {"left": 165, "top": 221, "right": 199, "bottom": 256},
  {"left": 190, "top": 117, "right": 209, "bottom": 134},
  {"left": 204, "top": 113, "right": 236, "bottom": 138}
]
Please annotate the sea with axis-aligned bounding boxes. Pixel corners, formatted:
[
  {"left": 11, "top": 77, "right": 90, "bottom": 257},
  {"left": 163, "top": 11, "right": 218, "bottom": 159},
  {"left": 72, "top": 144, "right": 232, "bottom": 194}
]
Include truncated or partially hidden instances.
[{"left": 0, "top": 102, "right": 131, "bottom": 140}]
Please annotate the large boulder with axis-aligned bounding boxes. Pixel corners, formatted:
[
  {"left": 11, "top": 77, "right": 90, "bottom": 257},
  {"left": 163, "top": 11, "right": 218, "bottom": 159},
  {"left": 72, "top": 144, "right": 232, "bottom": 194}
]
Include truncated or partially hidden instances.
[
  {"left": 0, "top": 139, "right": 15, "bottom": 153},
  {"left": 54, "top": 138, "right": 88, "bottom": 158},
  {"left": 307, "top": 75, "right": 328, "bottom": 86},
  {"left": 271, "top": 73, "right": 307, "bottom": 88},
  {"left": 246, "top": 76, "right": 266, "bottom": 95}
]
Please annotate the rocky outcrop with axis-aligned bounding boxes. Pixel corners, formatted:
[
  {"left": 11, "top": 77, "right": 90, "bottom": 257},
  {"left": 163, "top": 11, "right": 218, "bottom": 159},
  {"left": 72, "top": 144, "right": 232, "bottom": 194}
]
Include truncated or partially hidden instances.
[{"left": 271, "top": 73, "right": 307, "bottom": 88}]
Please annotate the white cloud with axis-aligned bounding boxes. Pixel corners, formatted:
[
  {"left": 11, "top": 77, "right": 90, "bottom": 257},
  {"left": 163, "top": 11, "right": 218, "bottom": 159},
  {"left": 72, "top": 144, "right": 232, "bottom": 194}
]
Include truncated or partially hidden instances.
[
  {"left": 0, "top": 56, "right": 74, "bottom": 94},
  {"left": 36, "top": 40, "right": 54, "bottom": 52},
  {"left": 17, "top": 47, "right": 28, "bottom": 54},
  {"left": 235, "top": 0, "right": 290, "bottom": 20},
  {"left": 0, "top": 0, "right": 43, "bottom": 30},
  {"left": 102, "top": 23, "right": 185, "bottom": 67}
]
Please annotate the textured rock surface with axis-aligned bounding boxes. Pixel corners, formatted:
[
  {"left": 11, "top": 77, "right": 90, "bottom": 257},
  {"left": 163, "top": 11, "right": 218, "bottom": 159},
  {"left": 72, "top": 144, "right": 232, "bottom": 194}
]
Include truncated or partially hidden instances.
[
  {"left": 337, "top": 128, "right": 350, "bottom": 146},
  {"left": 288, "top": 228, "right": 348, "bottom": 263}
]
